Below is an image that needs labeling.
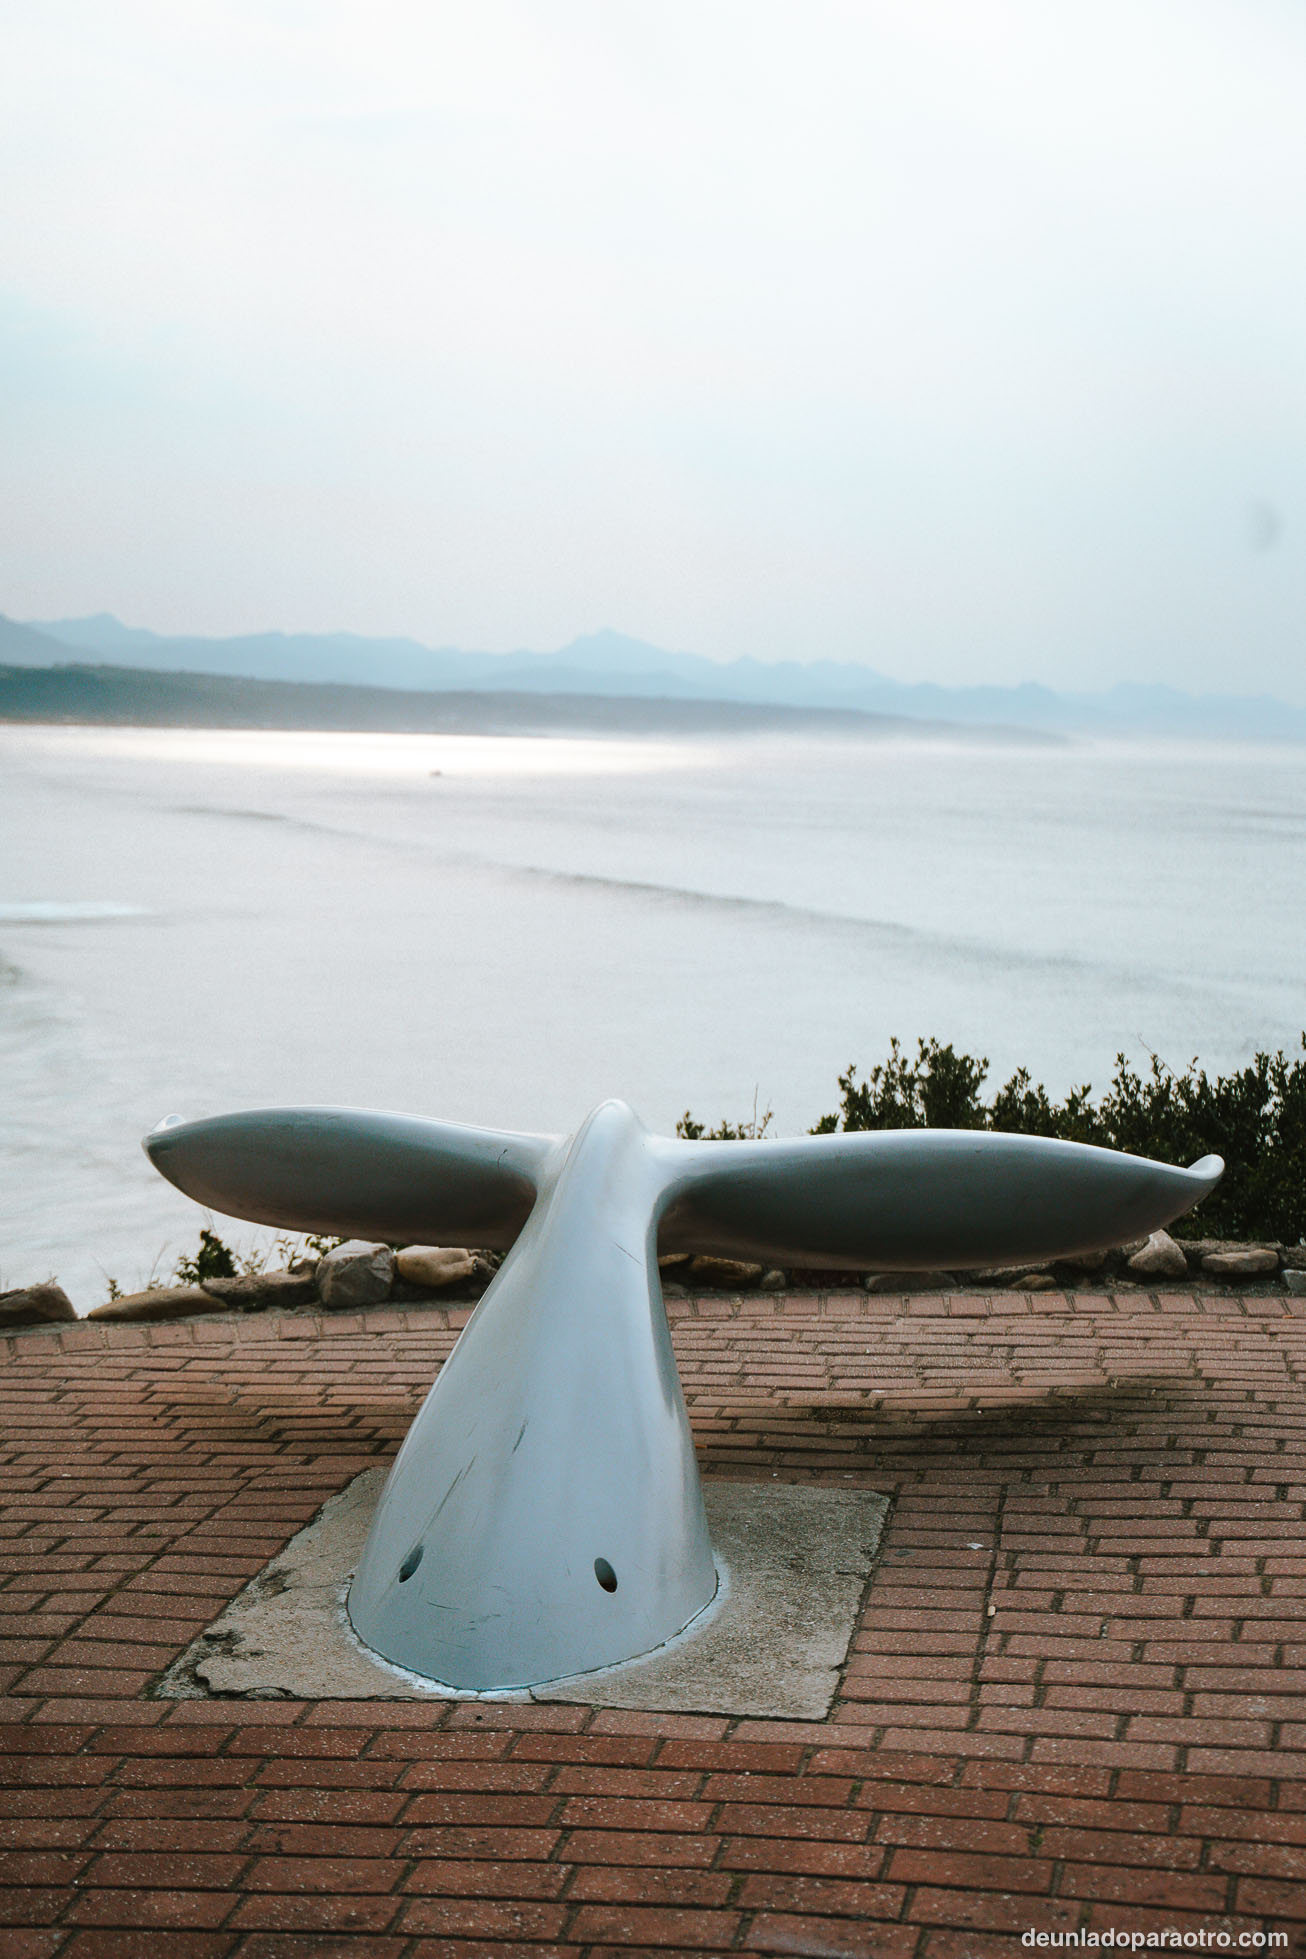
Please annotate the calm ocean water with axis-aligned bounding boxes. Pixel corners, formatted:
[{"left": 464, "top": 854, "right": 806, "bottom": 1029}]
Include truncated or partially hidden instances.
[{"left": 4, "top": 722, "right": 1305, "bottom": 1309}]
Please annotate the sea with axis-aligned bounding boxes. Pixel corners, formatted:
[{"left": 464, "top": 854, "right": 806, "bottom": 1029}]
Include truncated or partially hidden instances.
[{"left": 3, "top": 721, "right": 1305, "bottom": 1311}]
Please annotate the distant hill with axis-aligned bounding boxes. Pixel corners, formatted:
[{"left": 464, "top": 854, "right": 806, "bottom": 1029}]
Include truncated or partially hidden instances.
[
  {"left": 15, "top": 611, "right": 1306, "bottom": 741},
  {"left": 0, "top": 660, "right": 1032, "bottom": 743},
  {"left": 0, "top": 615, "right": 77, "bottom": 666}
]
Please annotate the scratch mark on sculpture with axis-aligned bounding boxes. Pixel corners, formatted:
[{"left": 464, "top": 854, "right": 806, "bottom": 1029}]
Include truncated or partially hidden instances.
[
  {"left": 511, "top": 1423, "right": 527, "bottom": 1454},
  {"left": 432, "top": 1457, "right": 476, "bottom": 1522}
]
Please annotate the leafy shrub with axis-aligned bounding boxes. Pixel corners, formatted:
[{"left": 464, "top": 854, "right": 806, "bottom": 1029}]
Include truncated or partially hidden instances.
[
  {"left": 809, "top": 1037, "right": 990, "bottom": 1134},
  {"left": 173, "top": 1227, "right": 238, "bottom": 1286},
  {"left": 684, "top": 1036, "right": 1306, "bottom": 1243}
]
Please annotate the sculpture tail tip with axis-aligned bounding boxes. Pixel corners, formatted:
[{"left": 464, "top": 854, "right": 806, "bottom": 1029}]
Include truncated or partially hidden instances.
[
  {"left": 142, "top": 1115, "right": 188, "bottom": 1161},
  {"left": 1187, "top": 1153, "right": 1224, "bottom": 1195}
]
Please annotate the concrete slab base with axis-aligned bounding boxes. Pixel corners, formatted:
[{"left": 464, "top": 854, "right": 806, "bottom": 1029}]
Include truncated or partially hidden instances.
[{"left": 157, "top": 1471, "right": 889, "bottom": 1719}]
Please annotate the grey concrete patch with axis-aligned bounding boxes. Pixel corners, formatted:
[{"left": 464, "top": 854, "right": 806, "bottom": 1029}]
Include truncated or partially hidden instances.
[
  {"left": 544, "top": 1481, "right": 888, "bottom": 1717},
  {"left": 158, "top": 1472, "right": 888, "bottom": 1719}
]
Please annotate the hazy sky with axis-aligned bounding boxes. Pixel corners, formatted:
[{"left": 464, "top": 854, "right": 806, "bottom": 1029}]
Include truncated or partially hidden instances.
[{"left": 3, "top": 0, "right": 1305, "bottom": 697}]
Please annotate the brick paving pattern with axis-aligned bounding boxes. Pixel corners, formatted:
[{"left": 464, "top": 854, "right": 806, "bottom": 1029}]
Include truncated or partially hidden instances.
[{"left": 1, "top": 1286, "right": 1304, "bottom": 1956}]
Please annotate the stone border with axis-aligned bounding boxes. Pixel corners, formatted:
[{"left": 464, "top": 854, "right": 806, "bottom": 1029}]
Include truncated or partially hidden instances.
[{"left": 5, "top": 1230, "right": 1305, "bottom": 1331}]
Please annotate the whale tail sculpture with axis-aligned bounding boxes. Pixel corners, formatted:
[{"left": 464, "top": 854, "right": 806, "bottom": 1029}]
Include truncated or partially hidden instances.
[{"left": 145, "top": 1101, "right": 1221, "bottom": 1691}]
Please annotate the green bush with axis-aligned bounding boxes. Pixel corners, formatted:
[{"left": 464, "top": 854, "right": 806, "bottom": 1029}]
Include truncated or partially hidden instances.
[
  {"left": 809, "top": 1037, "right": 991, "bottom": 1133},
  {"left": 173, "top": 1227, "right": 238, "bottom": 1286},
  {"left": 684, "top": 1036, "right": 1306, "bottom": 1243}
]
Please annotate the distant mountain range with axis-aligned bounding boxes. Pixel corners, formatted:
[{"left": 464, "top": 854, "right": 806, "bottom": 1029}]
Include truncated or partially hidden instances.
[{"left": 5, "top": 611, "right": 1303, "bottom": 741}]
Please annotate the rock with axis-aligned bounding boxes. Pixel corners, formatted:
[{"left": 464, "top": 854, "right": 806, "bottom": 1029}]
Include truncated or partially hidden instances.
[
  {"left": 864, "top": 1270, "right": 956, "bottom": 1293},
  {"left": 1127, "top": 1231, "right": 1189, "bottom": 1280},
  {"left": 1185, "top": 1238, "right": 1285, "bottom": 1265},
  {"left": 1284, "top": 1270, "right": 1306, "bottom": 1297},
  {"left": 200, "top": 1269, "right": 319, "bottom": 1310},
  {"left": 975, "top": 1263, "right": 1052, "bottom": 1285},
  {"left": 315, "top": 1241, "right": 395, "bottom": 1308},
  {"left": 760, "top": 1268, "right": 787, "bottom": 1291},
  {"left": 0, "top": 1282, "right": 77, "bottom": 1329},
  {"left": 1202, "top": 1247, "right": 1279, "bottom": 1278},
  {"left": 88, "top": 1285, "right": 229, "bottom": 1323},
  {"left": 657, "top": 1252, "right": 692, "bottom": 1270},
  {"left": 1011, "top": 1272, "right": 1059, "bottom": 1292},
  {"left": 687, "top": 1255, "right": 765, "bottom": 1289},
  {"left": 1055, "top": 1249, "right": 1111, "bottom": 1274},
  {"left": 395, "top": 1245, "right": 479, "bottom": 1290}
]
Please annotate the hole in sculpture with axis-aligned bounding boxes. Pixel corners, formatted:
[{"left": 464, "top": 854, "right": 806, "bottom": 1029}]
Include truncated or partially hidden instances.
[
  {"left": 398, "top": 1544, "right": 424, "bottom": 1583},
  {"left": 594, "top": 1557, "right": 618, "bottom": 1592}
]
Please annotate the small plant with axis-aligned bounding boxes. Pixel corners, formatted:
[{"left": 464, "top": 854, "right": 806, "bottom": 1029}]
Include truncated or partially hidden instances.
[
  {"left": 173, "top": 1228, "right": 238, "bottom": 1286},
  {"left": 677, "top": 1089, "right": 773, "bottom": 1141},
  {"left": 218, "top": 1233, "right": 302, "bottom": 1277},
  {"left": 303, "top": 1232, "right": 346, "bottom": 1258}
]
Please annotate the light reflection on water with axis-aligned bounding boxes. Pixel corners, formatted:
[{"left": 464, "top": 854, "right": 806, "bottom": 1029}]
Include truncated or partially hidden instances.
[
  {"left": 3, "top": 722, "right": 1304, "bottom": 1308},
  {"left": 13, "top": 724, "right": 699, "bottom": 778}
]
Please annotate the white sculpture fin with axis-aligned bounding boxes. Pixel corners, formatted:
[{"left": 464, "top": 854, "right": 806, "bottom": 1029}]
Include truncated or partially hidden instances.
[
  {"left": 144, "top": 1106, "right": 554, "bottom": 1248},
  {"left": 661, "top": 1130, "right": 1224, "bottom": 1269}
]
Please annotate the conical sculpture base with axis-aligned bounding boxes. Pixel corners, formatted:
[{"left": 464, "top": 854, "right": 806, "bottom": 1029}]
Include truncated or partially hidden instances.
[{"left": 348, "top": 1103, "right": 716, "bottom": 1690}]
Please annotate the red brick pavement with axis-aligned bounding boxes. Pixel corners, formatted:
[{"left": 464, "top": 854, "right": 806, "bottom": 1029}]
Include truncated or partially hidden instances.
[{"left": 1, "top": 1286, "right": 1304, "bottom": 1955}]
